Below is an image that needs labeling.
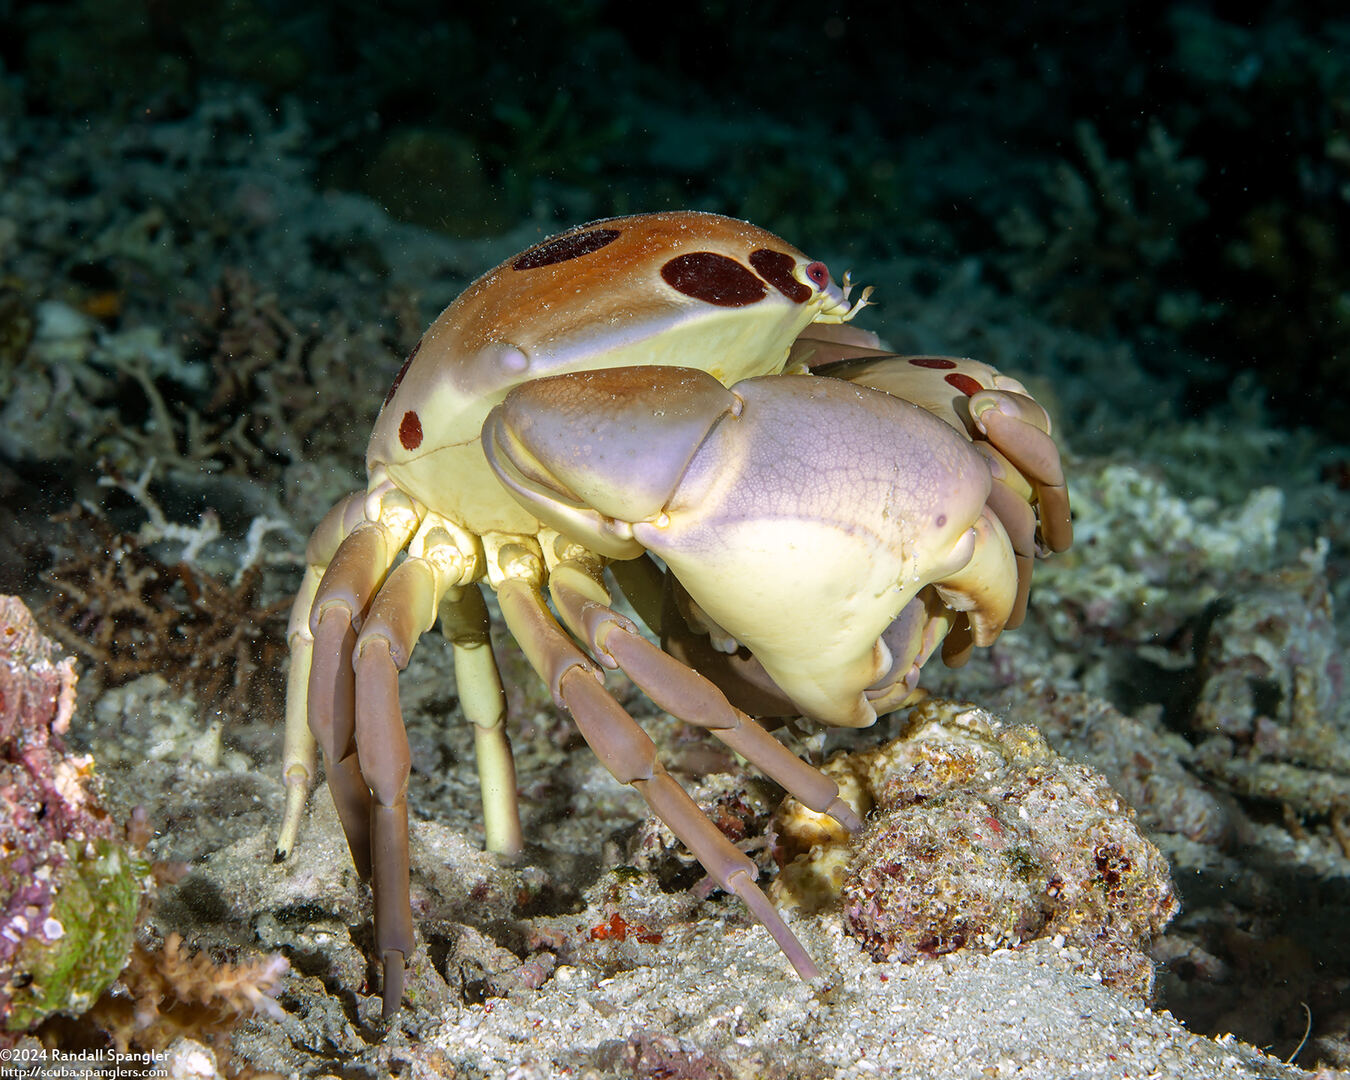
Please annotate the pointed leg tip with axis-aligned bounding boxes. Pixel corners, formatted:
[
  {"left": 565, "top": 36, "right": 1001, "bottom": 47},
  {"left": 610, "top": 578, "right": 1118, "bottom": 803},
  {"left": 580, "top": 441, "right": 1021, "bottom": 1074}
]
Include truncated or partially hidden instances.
[
  {"left": 381, "top": 950, "right": 406, "bottom": 1022},
  {"left": 827, "top": 796, "right": 865, "bottom": 835},
  {"left": 727, "top": 872, "right": 825, "bottom": 983},
  {"left": 779, "top": 932, "right": 823, "bottom": 983}
]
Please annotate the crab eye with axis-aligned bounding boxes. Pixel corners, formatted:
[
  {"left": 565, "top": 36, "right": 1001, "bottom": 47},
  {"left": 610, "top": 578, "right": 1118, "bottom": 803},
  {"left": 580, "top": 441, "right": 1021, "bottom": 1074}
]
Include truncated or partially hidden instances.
[{"left": 805, "top": 261, "right": 830, "bottom": 288}]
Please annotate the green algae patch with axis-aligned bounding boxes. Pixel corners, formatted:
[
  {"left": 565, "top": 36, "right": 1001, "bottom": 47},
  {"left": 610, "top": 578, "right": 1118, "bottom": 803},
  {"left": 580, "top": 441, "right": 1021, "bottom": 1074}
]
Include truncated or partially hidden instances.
[{"left": 4, "top": 839, "right": 147, "bottom": 1033}]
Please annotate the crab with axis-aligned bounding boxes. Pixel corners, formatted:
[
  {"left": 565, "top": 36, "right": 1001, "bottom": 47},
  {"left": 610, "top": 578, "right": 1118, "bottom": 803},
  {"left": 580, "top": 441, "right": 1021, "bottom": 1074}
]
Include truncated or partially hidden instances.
[{"left": 274, "top": 211, "right": 1071, "bottom": 1018}]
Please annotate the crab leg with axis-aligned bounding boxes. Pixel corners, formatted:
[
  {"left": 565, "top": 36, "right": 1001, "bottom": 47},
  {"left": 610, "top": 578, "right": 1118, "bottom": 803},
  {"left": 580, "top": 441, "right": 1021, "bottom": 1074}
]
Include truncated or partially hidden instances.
[
  {"left": 342, "top": 512, "right": 498, "bottom": 1018},
  {"left": 349, "top": 557, "right": 444, "bottom": 1019},
  {"left": 298, "top": 488, "right": 421, "bottom": 877},
  {"left": 277, "top": 491, "right": 365, "bottom": 860},
  {"left": 438, "top": 584, "right": 522, "bottom": 858},
  {"left": 308, "top": 525, "right": 394, "bottom": 877},
  {"left": 549, "top": 564, "right": 862, "bottom": 833},
  {"left": 981, "top": 473, "right": 1038, "bottom": 629},
  {"left": 495, "top": 568, "right": 824, "bottom": 980},
  {"left": 605, "top": 553, "right": 668, "bottom": 638}
]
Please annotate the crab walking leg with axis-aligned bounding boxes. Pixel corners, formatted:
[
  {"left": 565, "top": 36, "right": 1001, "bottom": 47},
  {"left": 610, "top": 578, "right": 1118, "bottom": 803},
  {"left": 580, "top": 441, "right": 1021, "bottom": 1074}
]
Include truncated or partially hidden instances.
[
  {"left": 549, "top": 567, "right": 863, "bottom": 833},
  {"left": 279, "top": 582, "right": 320, "bottom": 860},
  {"left": 496, "top": 572, "right": 824, "bottom": 980},
  {"left": 351, "top": 552, "right": 458, "bottom": 1021},
  {"left": 940, "top": 613, "right": 977, "bottom": 668},
  {"left": 277, "top": 491, "right": 366, "bottom": 861},
  {"left": 605, "top": 553, "right": 668, "bottom": 638},
  {"left": 438, "top": 585, "right": 523, "bottom": 857},
  {"left": 304, "top": 488, "right": 421, "bottom": 879}
]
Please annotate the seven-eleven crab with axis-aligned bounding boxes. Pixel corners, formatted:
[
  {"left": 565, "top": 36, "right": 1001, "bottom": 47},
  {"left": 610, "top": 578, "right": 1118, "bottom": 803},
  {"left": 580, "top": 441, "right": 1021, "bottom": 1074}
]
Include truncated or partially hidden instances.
[{"left": 273, "top": 211, "right": 1071, "bottom": 1018}]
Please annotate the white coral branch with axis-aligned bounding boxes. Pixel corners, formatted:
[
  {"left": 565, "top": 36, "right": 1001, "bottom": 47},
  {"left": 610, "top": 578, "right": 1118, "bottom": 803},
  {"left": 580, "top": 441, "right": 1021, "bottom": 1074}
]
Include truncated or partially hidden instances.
[
  {"left": 97, "top": 459, "right": 221, "bottom": 565},
  {"left": 94, "top": 459, "right": 301, "bottom": 575}
]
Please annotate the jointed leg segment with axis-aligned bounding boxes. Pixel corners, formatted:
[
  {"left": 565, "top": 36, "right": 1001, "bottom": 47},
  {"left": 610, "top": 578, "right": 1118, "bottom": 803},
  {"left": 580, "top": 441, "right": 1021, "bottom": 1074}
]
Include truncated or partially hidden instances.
[
  {"left": 969, "top": 390, "right": 1073, "bottom": 555},
  {"left": 278, "top": 491, "right": 367, "bottom": 861},
  {"left": 496, "top": 570, "right": 836, "bottom": 979},
  {"left": 440, "top": 585, "right": 523, "bottom": 859},
  {"left": 549, "top": 572, "right": 863, "bottom": 834},
  {"left": 306, "top": 506, "right": 420, "bottom": 876},
  {"left": 340, "top": 516, "right": 489, "bottom": 1018},
  {"left": 278, "top": 488, "right": 503, "bottom": 1018},
  {"left": 352, "top": 555, "right": 446, "bottom": 1019}
]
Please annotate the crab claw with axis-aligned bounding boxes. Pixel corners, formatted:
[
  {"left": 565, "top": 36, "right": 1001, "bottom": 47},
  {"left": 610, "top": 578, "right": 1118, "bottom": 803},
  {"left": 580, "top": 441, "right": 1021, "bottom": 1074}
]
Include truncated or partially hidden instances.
[
  {"left": 793, "top": 350, "right": 1072, "bottom": 634},
  {"left": 485, "top": 366, "right": 1012, "bottom": 729},
  {"left": 482, "top": 366, "right": 740, "bottom": 559},
  {"left": 929, "top": 505, "right": 1017, "bottom": 646}
]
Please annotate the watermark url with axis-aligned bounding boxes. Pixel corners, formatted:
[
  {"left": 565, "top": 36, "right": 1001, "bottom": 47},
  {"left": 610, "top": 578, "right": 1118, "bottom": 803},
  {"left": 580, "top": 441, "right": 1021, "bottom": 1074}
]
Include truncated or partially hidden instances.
[{"left": 0, "top": 1047, "right": 170, "bottom": 1078}]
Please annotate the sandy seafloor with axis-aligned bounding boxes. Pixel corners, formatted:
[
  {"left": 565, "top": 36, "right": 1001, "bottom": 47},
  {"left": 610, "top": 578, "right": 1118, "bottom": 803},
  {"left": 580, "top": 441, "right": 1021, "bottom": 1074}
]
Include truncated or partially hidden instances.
[
  {"left": 58, "top": 670, "right": 1335, "bottom": 1080},
  {"left": 3, "top": 9, "right": 1350, "bottom": 1077}
]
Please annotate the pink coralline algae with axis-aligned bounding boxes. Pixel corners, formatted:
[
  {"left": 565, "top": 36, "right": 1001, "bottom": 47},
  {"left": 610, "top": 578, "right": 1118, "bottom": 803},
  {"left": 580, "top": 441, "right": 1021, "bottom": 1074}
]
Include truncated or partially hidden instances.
[
  {"left": 774, "top": 700, "right": 1178, "bottom": 1001},
  {"left": 0, "top": 595, "right": 145, "bottom": 1033}
]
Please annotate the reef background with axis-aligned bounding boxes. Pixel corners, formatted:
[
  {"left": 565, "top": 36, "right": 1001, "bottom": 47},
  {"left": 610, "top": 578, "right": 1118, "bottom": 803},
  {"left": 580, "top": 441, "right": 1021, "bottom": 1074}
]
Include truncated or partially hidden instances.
[{"left": 1, "top": 1, "right": 1349, "bottom": 1076}]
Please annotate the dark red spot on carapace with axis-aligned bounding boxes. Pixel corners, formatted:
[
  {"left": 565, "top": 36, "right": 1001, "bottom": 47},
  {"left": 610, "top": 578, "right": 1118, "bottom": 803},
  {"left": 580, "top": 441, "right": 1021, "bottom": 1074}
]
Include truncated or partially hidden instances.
[
  {"left": 749, "top": 248, "right": 810, "bottom": 303},
  {"left": 384, "top": 338, "right": 422, "bottom": 405},
  {"left": 909, "top": 357, "right": 958, "bottom": 369},
  {"left": 945, "top": 372, "right": 984, "bottom": 396},
  {"left": 399, "top": 410, "right": 423, "bottom": 450},
  {"left": 512, "top": 227, "right": 620, "bottom": 270},
  {"left": 661, "top": 251, "right": 768, "bottom": 307}
]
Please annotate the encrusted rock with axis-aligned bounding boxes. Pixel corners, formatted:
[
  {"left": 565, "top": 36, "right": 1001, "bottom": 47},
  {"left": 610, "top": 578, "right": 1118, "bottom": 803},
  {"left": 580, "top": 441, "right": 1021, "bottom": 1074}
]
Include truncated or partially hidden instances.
[
  {"left": 0, "top": 595, "right": 147, "bottom": 1033},
  {"left": 773, "top": 699, "right": 1178, "bottom": 1000},
  {"left": 1189, "top": 544, "right": 1350, "bottom": 814}
]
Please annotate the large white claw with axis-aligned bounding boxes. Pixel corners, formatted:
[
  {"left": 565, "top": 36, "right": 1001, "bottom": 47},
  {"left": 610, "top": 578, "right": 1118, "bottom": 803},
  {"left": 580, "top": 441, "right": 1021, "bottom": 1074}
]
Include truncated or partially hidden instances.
[{"left": 486, "top": 366, "right": 1001, "bottom": 729}]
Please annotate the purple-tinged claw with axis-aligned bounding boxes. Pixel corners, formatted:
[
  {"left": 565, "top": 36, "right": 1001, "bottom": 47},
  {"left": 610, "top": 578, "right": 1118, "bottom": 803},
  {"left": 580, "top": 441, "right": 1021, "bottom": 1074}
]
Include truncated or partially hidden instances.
[{"left": 483, "top": 367, "right": 738, "bottom": 559}]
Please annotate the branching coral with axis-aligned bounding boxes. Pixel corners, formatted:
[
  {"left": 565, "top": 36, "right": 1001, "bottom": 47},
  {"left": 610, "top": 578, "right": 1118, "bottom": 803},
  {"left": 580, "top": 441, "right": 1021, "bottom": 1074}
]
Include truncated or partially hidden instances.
[
  {"left": 180, "top": 267, "right": 405, "bottom": 477},
  {"left": 997, "top": 120, "right": 1210, "bottom": 334},
  {"left": 84, "top": 932, "right": 288, "bottom": 1064},
  {"left": 0, "top": 283, "right": 35, "bottom": 370},
  {"left": 42, "top": 466, "right": 291, "bottom": 725},
  {"left": 2, "top": 266, "right": 400, "bottom": 493}
]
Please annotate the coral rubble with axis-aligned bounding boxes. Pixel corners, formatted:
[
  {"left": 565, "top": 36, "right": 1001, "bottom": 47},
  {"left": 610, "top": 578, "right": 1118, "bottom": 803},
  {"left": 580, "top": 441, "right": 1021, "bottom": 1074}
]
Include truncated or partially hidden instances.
[{"left": 1188, "top": 543, "right": 1350, "bottom": 816}]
